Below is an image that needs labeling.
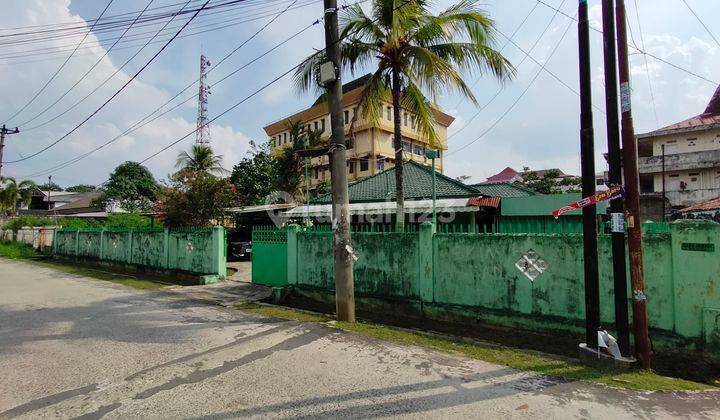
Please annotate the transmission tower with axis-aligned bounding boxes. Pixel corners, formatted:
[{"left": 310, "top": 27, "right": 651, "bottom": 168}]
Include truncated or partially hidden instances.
[{"left": 195, "top": 54, "right": 211, "bottom": 146}]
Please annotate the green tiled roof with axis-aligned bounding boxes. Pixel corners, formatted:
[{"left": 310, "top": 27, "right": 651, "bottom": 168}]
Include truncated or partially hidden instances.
[
  {"left": 313, "top": 160, "right": 479, "bottom": 204},
  {"left": 501, "top": 194, "right": 609, "bottom": 217},
  {"left": 470, "top": 182, "right": 536, "bottom": 198}
]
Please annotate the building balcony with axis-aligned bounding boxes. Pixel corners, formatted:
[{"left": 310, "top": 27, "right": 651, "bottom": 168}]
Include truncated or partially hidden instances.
[{"left": 637, "top": 149, "right": 720, "bottom": 174}]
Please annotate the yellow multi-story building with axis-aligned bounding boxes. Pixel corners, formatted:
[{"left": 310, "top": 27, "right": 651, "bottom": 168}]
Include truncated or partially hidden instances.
[{"left": 263, "top": 75, "right": 455, "bottom": 191}]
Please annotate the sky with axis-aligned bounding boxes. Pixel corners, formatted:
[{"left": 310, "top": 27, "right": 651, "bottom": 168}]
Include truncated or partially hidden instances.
[{"left": 0, "top": 0, "right": 718, "bottom": 188}]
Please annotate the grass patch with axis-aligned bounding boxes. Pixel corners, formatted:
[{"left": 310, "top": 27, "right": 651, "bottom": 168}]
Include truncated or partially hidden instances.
[
  {"left": 235, "top": 303, "right": 713, "bottom": 392},
  {"left": 0, "top": 241, "right": 37, "bottom": 259}
]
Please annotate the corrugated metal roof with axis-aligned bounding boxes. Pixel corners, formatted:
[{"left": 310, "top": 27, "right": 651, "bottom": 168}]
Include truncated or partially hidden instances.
[
  {"left": 470, "top": 182, "right": 536, "bottom": 198},
  {"left": 638, "top": 85, "right": 720, "bottom": 138},
  {"left": 312, "top": 160, "right": 479, "bottom": 204},
  {"left": 501, "top": 194, "right": 609, "bottom": 217}
]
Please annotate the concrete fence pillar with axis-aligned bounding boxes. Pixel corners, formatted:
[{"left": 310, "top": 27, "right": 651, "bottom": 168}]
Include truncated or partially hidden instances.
[
  {"left": 287, "top": 224, "right": 301, "bottom": 285},
  {"left": 74, "top": 229, "right": 80, "bottom": 256},
  {"left": 163, "top": 228, "right": 170, "bottom": 269},
  {"left": 418, "top": 221, "right": 435, "bottom": 303},
  {"left": 212, "top": 226, "right": 226, "bottom": 277}
]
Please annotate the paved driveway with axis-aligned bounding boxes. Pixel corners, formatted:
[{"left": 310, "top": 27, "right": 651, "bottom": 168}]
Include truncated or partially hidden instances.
[{"left": 0, "top": 259, "right": 718, "bottom": 419}]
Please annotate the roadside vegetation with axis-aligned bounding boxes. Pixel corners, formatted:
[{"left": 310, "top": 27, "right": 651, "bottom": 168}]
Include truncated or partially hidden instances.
[
  {"left": 235, "top": 302, "right": 715, "bottom": 392},
  {"left": 1, "top": 213, "right": 158, "bottom": 231}
]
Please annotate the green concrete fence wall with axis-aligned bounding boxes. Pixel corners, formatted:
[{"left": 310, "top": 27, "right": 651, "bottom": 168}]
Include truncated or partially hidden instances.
[
  {"left": 53, "top": 227, "right": 226, "bottom": 279},
  {"left": 266, "top": 220, "right": 720, "bottom": 352}
]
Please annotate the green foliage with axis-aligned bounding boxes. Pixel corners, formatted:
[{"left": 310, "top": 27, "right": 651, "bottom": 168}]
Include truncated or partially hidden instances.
[
  {"left": 37, "top": 182, "right": 63, "bottom": 192},
  {"left": 230, "top": 142, "right": 279, "bottom": 205},
  {"left": 157, "top": 172, "right": 235, "bottom": 227},
  {"left": 521, "top": 167, "right": 580, "bottom": 194},
  {"left": 315, "top": 180, "right": 330, "bottom": 196},
  {"left": 0, "top": 241, "right": 36, "bottom": 259},
  {"left": 0, "top": 177, "right": 36, "bottom": 215},
  {"left": 2, "top": 215, "right": 53, "bottom": 231},
  {"left": 65, "top": 184, "right": 97, "bottom": 193},
  {"left": 103, "top": 161, "right": 159, "bottom": 212},
  {"left": 175, "top": 145, "right": 228, "bottom": 176},
  {"left": 57, "top": 218, "right": 103, "bottom": 229},
  {"left": 273, "top": 121, "right": 324, "bottom": 198}
]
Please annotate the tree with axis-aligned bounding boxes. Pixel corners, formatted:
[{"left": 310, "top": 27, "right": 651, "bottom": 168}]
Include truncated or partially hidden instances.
[
  {"left": 520, "top": 167, "right": 580, "bottom": 194},
  {"left": 102, "top": 162, "right": 159, "bottom": 212},
  {"left": 0, "top": 177, "right": 35, "bottom": 215},
  {"left": 296, "top": 0, "right": 514, "bottom": 226},
  {"left": 230, "top": 142, "right": 279, "bottom": 206},
  {"left": 37, "top": 181, "right": 63, "bottom": 192},
  {"left": 156, "top": 171, "right": 235, "bottom": 227},
  {"left": 175, "top": 145, "right": 227, "bottom": 176},
  {"left": 272, "top": 120, "right": 322, "bottom": 198},
  {"left": 65, "top": 184, "right": 96, "bottom": 193}
]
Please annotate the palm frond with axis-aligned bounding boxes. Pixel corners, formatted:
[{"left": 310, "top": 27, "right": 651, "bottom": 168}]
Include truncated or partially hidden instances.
[
  {"left": 404, "top": 45, "right": 477, "bottom": 104},
  {"left": 400, "top": 81, "right": 439, "bottom": 146}
]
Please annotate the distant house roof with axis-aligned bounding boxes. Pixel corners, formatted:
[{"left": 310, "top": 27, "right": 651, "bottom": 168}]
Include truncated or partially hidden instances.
[
  {"left": 638, "top": 85, "right": 720, "bottom": 139},
  {"left": 313, "top": 160, "right": 480, "bottom": 204},
  {"left": 501, "top": 193, "right": 609, "bottom": 217},
  {"left": 470, "top": 182, "right": 536, "bottom": 198},
  {"left": 485, "top": 167, "right": 520, "bottom": 183},
  {"left": 679, "top": 196, "right": 720, "bottom": 213},
  {"left": 51, "top": 192, "right": 104, "bottom": 215}
]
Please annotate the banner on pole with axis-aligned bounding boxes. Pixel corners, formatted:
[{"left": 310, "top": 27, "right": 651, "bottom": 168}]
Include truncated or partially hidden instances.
[{"left": 552, "top": 185, "right": 624, "bottom": 219}]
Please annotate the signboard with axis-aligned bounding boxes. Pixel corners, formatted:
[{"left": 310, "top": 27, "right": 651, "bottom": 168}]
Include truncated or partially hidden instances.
[
  {"left": 552, "top": 185, "right": 624, "bottom": 219},
  {"left": 681, "top": 243, "right": 715, "bottom": 252}
]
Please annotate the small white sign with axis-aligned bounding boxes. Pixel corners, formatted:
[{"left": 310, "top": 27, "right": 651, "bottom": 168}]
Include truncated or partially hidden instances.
[
  {"left": 515, "top": 249, "right": 548, "bottom": 281},
  {"left": 611, "top": 212, "right": 625, "bottom": 233},
  {"left": 620, "top": 82, "right": 632, "bottom": 112}
]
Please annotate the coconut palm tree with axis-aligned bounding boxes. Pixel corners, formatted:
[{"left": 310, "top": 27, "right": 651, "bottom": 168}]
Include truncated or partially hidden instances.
[
  {"left": 295, "top": 0, "right": 514, "bottom": 226},
  {"left": 0, "top": 177, "right": 36, "bottom": 215},
  {"left": 175, "top": 145, "right": 227, "bottom": 176},
  {"left": 273, "top": 120, "right": 324, "bottom": 198}
]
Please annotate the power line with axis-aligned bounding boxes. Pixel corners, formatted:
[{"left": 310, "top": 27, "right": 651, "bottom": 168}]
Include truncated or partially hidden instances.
[
  {"left": 532, "top": 0, "right": 718, "bottom": 85},
  {"left": 22, "top": 0, "right": 201, "bottom": 132},
  {"left": 4, "top": 0, "right": 116, "bottom": 125},
  {"left": 0, "top": 0, "right": 295, "bottom": 54},
  {"left": 14, "top": 0, "right": 157, "bottom": 128},
  {"left": 681, "top": 0, "right": 720, "bottom": 48},
  {"left": 631, "top": 0, "right": 660, "bottom": 128},
  {"left": 20, "top": 2, "right": 315, "bottom": 179},
  {"left": 447, "top": 12, "right": 576, "bottom": 157},
  {"left": 5, "top": 0, "right": 212, "bottom": 164}
]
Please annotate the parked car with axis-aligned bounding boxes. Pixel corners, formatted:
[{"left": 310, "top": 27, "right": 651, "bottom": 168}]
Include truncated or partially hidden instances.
[{"left": 227, "top": 229, "right": 251, "bottom": 261}]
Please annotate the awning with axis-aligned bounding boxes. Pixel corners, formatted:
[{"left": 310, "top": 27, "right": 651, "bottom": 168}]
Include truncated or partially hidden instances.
[
  {"left": 283, "top": 198, "right": 478, "bottom": 219},
  {"left": 467, "top": 196, "right": 500, "bottom": 208}
]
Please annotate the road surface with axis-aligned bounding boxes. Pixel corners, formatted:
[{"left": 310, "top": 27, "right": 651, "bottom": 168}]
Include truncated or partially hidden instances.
[{"left": 1, "top": 259, "right": 718, "bottom": 419}]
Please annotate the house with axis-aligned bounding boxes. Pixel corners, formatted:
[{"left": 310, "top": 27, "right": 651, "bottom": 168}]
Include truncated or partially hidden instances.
[
  {"left": 677, "top": 196, "right": 720, "bottom": 223},
  {"left": 484, "top": 167, "right": 578, "bottom": 190},
  {"left": 263, "top": 75, "right": 455, "bottom": 191},
  {"left": 283, "top": 160, "right": 484, "bottom": 227},
  {"left": 636, "top": 85, "right": 720, "bottom": 208}
]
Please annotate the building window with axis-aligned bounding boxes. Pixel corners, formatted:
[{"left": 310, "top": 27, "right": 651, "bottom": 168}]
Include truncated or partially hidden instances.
[
  {"left": 352, "top": 107, "right": 357, "bottom": 122},
  {"left": 413, "top": 144, "right": 425, "bottom": 156},
  {"left": 377, "top": 158, "right": 385, "bottom": 171},
  {"left": 687, "top": 137, "right": 697, "bottom": 147},
  {"left": 284, "top": 132, "right": 287, "bottom": 143},
  {"left": 411, "top": 115, "right": 416, "bottom": 129},
  {"left": 346, "top": 137, "right": 354, "bottom": 150},
  {"left": 314, "top": 167, "right": 319, "bottom": 179},
  {"left": 314, "top": 121, "right": 318, "bottom": 131},
  {"left": 404, "top": 113, "right": 408, "bottom": 126},
  {"left": 669, "top": 174, "right": 679, "bottom": 178},
  {"left": 386, "top": 106, "right": 392, "bottom": 120},
  {"left": 437, "top": 150, "right": 441, "bottom": 158},
  {"left": 344, "top": 110, "right": 349, "bottom": 125},
  {"left": 402, "top": 141, "right": 411, "bottom": 152},
  {"left": 360, "top": 159, "right": 369, "bottom": 172},
  {"left": 348, "top": 161, "right": 355, "bottom": 174},
  {"left": 321, "top": 118, "right": 326, "bottom": 132}
]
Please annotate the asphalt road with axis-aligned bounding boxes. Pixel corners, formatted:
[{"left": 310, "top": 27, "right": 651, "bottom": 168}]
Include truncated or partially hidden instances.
[{"left": 1, "top": 259, "right": 718, "bottom": 419}]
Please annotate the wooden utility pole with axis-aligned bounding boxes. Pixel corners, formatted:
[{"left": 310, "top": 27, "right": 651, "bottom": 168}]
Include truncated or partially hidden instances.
[
  {"left": 578, "top": 0, "right": 601, "bottom": 349},
  {"left": 616, "top": 0, "right": 651, "bottom": 368},
  {"left": 601, "top": 0, "right": 630, "bottom": 356},
  {"left": 322, "top": 0, "right": 355, "bottom": 322},
  {"left": 0, "top": 125, "right": 20, "bottom": 179}
]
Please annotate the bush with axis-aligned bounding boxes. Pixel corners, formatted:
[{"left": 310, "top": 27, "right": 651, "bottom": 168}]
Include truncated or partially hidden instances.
[
  {"left": 0, "top": 241, "right": 36, "bottom": 259},
  {"left": 2, "top": 216, "right": 53, "bottom": 231}
]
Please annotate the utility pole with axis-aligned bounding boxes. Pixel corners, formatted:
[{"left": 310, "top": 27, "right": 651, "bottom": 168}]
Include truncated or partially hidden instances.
[
  {"left": 601, "top": 0, "right": 630, "bottom": 357},
  {"left": 322, "top": 0, "right": 355, "bottom": 322},
  {"left": 0, "top": 124, "right": 20, "bottom": 179},
  {"left": 48, "top": 175, "right": 52, "bottom": 212},
  {"left": 578, "top": 0, "right": 600, "bottom": 350},
  {"left": 616, "top": 0, "right": 651, "bottom": 368}
]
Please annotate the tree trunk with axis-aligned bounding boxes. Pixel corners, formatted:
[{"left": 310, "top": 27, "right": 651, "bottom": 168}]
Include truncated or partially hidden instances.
[{"left": 392, "top": 67, "right": 404, "bottom": 230}]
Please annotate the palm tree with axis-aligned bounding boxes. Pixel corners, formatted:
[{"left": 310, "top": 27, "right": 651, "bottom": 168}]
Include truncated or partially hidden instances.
[
  {"left": 273, "top": 120, "right": 323, "bottom": 198},
  {"left": 296, "top": 0, "right": 514, "bottom": 226},
  {"left": 175, "top": 145, "right": 227, "bottom": 176},
  {"left": 0, "top": 177, "right": 36, "bottom": 215}
]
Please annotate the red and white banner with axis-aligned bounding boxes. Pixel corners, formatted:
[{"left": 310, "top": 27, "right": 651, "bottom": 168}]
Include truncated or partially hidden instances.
[{"left": 552, "top": 185, "right": 624, "bottom": 219}]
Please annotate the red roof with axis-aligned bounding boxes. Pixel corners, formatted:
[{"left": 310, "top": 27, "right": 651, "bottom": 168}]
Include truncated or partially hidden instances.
[
  {"left": 485, "top": 167, "right": 520, "bottom": 183},
  {"left": 467, "top": 196, "right": 500, "bottom": 208},
  {"left": 640, "top": 85, "right": 720, "bottom": 138}
]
